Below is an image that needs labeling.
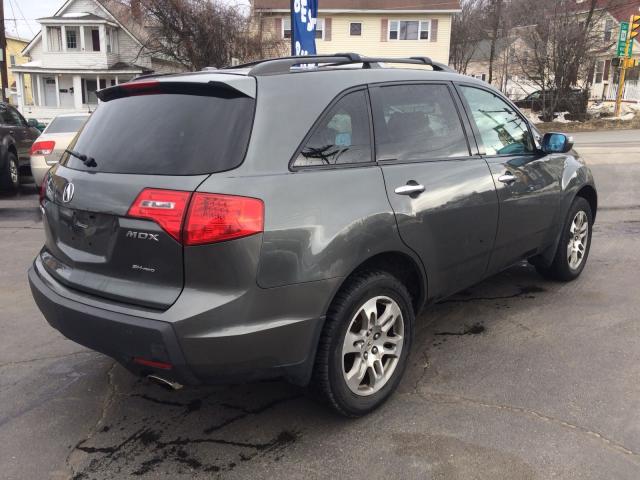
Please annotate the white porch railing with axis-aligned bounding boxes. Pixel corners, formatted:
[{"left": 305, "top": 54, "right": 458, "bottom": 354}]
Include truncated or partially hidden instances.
[{"left": 602, "top": 80, "right": 640, "bottom": 102}]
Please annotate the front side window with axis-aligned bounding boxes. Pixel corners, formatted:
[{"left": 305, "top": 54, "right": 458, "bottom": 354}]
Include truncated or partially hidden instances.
[
  {"left": 459, "top": 86, "right": 534, "bottom": 156},
  {"left": 350, "top": 22, "right": 362, "bottom": 36},
  {"left": 1, "top": 106, "right": 23, "bottom": 126},
  {"left": 294, "top": 90, "right": 372, "bottom": 168},
  {"left": 371, "top": 84, "right": 469, "bottom": 162},
  {"left": 389, "top": 20, "right": 429, "bottom": 40}
]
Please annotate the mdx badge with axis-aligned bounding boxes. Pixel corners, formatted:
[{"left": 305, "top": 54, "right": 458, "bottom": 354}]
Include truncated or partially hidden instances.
[
  {"left": 126, "top": 231, "right": 159, "bottom": 241},
  {"left": 62, "top": 183, "right": 75, "bottom": 203}
]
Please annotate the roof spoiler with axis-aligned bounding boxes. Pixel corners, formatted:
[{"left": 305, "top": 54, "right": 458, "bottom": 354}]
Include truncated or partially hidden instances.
[{"left": 217, "top": 53, "right": 455, "bottom": 76}]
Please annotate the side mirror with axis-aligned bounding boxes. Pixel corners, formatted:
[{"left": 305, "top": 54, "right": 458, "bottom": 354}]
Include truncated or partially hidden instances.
[
  {"left": 542, "top": 132, "right": 573, "bottom": 154},
  {"left": 27, "top": 118, "right": 39, "bottom": 127}
]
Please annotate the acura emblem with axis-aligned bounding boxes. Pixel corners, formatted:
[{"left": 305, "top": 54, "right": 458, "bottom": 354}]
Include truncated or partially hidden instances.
[{"left": 62, "top": 183, "right": 75, "bottom": 203}]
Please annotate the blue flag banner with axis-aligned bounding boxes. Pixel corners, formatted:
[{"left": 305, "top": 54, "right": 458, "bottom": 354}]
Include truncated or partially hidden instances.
[{"left": 291, "top": 0, "right": 318, "bottom": 56}]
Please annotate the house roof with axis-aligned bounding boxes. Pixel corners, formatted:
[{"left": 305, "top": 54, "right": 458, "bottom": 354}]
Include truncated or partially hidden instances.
[
  {"left": 599, "top": 0, "right": 640, "bottom": 23},
  {"left": 253, "top": 0, "right": 461, "bottom": 11},
  {"left": 37, "top": 13, "right": 107, "bottom": 21}
]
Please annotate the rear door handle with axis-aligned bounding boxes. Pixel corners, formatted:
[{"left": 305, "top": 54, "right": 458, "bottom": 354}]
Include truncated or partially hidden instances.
[
  {"left": 498, "top": 173, "right": 517, "bottom": 184},
  {"left": 395, "top": 184, "right": 425, "bottom": 196}
]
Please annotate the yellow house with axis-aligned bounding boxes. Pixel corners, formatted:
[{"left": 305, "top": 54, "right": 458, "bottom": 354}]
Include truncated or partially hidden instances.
[
  {"left": 253, "top": 0, "right": 460, "bottom": 64},
  {"left": 5, "top": 35, "right": 32, "bottom": 105}
]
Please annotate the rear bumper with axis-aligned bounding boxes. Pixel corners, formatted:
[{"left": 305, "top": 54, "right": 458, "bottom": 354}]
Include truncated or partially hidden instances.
[
  {"left": 28, "top": 259, "right": 333, "bottom": 386},
  {"left": 30, "top": 156, "right": 50, "bottom": 187},
  {"left": 29, "top": 263, "right": 200, "bottom": 385}
]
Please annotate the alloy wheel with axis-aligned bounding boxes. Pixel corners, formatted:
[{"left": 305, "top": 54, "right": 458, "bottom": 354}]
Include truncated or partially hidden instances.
[
  {"left": 341, "top": 296, "right": 404, "bottom": 396},
  {"left": 567, "top": 210, "right": 588, "bottom": 270},
  {"left": 9, "top": 160, "right": 18, "bottom": 185}
]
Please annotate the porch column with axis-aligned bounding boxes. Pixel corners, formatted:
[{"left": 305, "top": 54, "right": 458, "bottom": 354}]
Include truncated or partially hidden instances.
[
  {"left": 73, "top": 75, "right": 83, "bottom": 110},
  {"left": 96, "top": 75, "right": 101, "bottom": 104},
  {"left": 30, "top": 75, "right": 37, "bottom": 106},
  {"left": 61, "top": 26, "right": 67, "bottom": 52},
  {"left": 15, "top": 73, "right": 24, "bottom": 110},
  {"left": 80, "top": 26, "right": 85, "bottom": 51},
  {"left": 114, "top": 75, "right": 119, "bottom": 85},
  {"left": 36, "top": 75, "right": 44, "bottom": 107},
  {"left": 54, "top": 75, "right": 61, "bottom": 107}
]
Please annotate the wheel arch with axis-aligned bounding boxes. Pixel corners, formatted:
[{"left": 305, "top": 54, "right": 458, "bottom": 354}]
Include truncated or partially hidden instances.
[
  {"left": 575, "top": 184, "right": 597, "bottom": 222},
  {"left": 330, "top": 251, "right": 427, "bottom": 315}
]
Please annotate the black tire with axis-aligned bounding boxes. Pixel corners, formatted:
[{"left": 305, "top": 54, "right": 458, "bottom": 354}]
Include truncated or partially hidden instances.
[
  {"left": 312, "top": 270, "right": 414, "bottom": 417},
  {"left": 0, "top": 152, "right": 20, "bottom": 193},
  {"left": 536, "top": 196, "right": 593, "bottom": 281}
]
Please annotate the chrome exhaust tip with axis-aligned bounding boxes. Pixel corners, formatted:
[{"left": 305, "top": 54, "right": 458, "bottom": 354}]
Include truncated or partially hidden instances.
[{"left": 147, "top": 374, "right": 183, "bottom": 391}]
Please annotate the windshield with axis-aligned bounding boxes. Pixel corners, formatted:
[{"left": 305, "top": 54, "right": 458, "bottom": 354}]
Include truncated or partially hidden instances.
[
  {"left": 45, "top": 116, "right": 89, "bottom": 134},
  {"left": 61, "top": 91, "right": 255, "bottom": 175}
]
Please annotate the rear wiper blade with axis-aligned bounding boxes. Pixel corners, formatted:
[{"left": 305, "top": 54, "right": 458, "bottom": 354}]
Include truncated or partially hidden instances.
[{"left": 65, "top": 149, "right": 97, "bottom": 168}]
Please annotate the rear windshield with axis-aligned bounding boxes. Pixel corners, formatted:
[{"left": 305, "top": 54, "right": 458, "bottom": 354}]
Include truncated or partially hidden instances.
[
  {"left": 45, "top": 115, "right": 88, "bottom": 134},
  {"left": 61, "top": 91, "right": 255, "bottom": 175}
]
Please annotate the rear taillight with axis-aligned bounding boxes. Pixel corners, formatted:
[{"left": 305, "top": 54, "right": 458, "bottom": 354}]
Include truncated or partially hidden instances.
[
  {"left": 31, "top": 140, "right": 55, "bottom": 156},
  {"left": 127, "top": 189, "right": 191, "bottom": 242},
  {"left": 184, "top": 193, "right": 264, "bottom": 246},
  {"left": 127, "top": 189, "right": 264, "bottom": 245}
]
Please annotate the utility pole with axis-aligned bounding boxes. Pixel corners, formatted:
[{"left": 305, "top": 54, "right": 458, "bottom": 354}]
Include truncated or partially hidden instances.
[
  {"left": 615, "top": 14, "right": 639, "bottom": 117},
  {"left": 0, "top": 0, "right": 8, "bottom": 102},
  {"left": 488, "top": 0, "right": 503, "bottom": 86}
]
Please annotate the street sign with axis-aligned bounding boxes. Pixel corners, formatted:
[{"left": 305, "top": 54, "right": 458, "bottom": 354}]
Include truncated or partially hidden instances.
[{"left": 617, "top": 22, "right": 629, "bottom": 57}]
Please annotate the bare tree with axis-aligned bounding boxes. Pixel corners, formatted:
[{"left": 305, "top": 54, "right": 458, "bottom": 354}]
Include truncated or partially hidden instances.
[
  {"left": 510, "top": 0, "right": 618, "bottom": 120},
  {"left": 449, "top": 0, "right": 490, "bottom": 74},
  {"left": 134, "top": 0, "right": 284, "bottom": 70}
]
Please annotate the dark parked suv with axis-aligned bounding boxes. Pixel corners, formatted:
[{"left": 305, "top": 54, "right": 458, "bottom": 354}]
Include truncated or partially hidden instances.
[
  {"left": 29, "top": 54, "right": 597, "bottom": 416},
  {"left": 0, "top": 102, "right": 41, "bottom": 192}
]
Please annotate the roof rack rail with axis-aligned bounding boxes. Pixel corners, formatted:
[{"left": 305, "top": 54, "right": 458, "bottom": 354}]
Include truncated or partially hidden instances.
[{"left": 217, "top": 53, "right": 455, "bottom": 76}]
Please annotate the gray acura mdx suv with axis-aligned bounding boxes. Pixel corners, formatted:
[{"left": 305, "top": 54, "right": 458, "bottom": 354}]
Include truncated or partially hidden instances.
[{"left": 29, "top": 54, "right": 597, "bottom": 416}]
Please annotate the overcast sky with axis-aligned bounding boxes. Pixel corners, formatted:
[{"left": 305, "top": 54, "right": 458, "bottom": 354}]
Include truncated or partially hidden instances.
[{"left": 5, "top": 0, "right": 251, "bottom": 40}]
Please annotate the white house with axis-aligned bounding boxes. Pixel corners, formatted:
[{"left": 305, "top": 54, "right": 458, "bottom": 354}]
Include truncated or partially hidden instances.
[{"left": 13, "top": 0, "right": 184, "bottom": 121}]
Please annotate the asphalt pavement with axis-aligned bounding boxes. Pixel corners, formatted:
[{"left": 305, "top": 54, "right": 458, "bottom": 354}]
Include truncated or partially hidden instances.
[{"left": 1, "top": 129, "right": 639, "bottom": 479}]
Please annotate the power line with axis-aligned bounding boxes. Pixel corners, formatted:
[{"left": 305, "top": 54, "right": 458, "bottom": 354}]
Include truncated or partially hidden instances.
[
  {"left": 7, "top": 0, "right": 19, "bottom": 37},
  {"left": 12, "top": 0, "right": 35, "bottom": 36}
]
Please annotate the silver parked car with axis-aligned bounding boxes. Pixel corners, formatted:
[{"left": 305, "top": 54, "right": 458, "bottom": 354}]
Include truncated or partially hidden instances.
[{"left": 30, "top": 113, "right": 90, "bottom": 187}]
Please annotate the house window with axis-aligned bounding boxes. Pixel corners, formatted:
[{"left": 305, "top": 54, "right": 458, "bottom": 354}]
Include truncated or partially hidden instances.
[
  {"left": 389, "top": 20, "right": 430, "bottom": 40},
  {"left": 106, "top": 27, "right": 118, "bottom": 53},
  {"left": 350, "top": 22, "right": 362, "bottom": 36},
  {"left": 66, "top": 27, "right": 80, "bottom": 50},
  {"left": 85, "top": 27, "right": 101, "bottom": 52},
  {"left": 47, "top": 27, "right": 62, "bottom": 51},
  {"left": 283, "top": 17, "right": 324, "bottom": 40},
  {"left": 9, "top": 55, "right": 16, "bottom": 67},
  {"left": 594, "top": 60, "right": 605, "bottom": 83},
  {"left": 603, "top": 18, "right": 614, "bottom": 42}
]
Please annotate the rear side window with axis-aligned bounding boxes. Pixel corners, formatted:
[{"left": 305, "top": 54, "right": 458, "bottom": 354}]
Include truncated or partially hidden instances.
[
  {"left": 293, "top": 90, "right": 372, "bottom": 168},
  {"left": 371, "top": 84, "right": 470, "bottom": 162},
  {"left": 45, "top": 116, "right": 88, "bottom": 134},
  {"left": 459, "top": 86, "right": 534, "bottom": 156},
  {"left": 62, "top": 91, "right": 255, "bottom": 175}
]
